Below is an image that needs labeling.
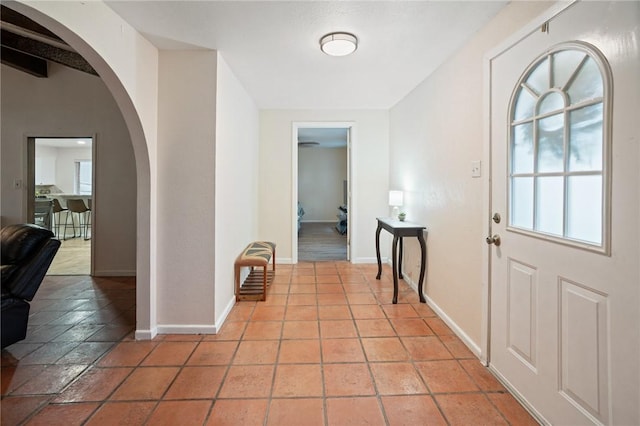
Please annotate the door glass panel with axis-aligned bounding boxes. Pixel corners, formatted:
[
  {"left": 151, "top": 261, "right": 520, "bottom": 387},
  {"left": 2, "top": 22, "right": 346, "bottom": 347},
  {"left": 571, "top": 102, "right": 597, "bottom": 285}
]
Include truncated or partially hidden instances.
[
  {"left": 569, "top": 103, "right": 603, "bottom": 172},
  {"left": 553, "top": 50, "right": 586, "bottom": 89},
  {"left": 535, "top": 176, "right": 564, "bottom": 236},
  {"left": 567, "top": 57, "right": 603, "bottom": 104},
  {"left": 511, "top": 177, "right": 534, "bottom": 229},
  {"left": 525, "top": 57, "right": 550, "bottom": 96},
  {"left": 508, "top": 45, "right": 609, "bottom": 250},
  {"left": 567, "top": 175, "right": 602, "bottom": 244},
  {"left": 512, "top": 123, "right": 534, "bottom": 174},
  {"left": 514, "top": 88, "right": 536, "bottom": 121},
  {"left": 537, "top": 114, "right": 564, "bottom": 173},
  {"left": 538, "top": 92, "right": 565, "bottom": 115}
]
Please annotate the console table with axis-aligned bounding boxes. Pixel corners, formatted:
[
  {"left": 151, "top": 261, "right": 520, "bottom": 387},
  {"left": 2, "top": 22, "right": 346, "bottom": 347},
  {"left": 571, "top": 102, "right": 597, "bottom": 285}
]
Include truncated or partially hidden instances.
[{"left": 375, "top": 217, "right": 427, "bottom": 304}]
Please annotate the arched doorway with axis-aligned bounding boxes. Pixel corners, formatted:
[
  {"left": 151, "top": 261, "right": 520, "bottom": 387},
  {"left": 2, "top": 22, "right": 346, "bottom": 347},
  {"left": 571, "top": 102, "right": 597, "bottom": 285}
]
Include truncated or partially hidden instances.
[{"left": 7, "top": 2, "right": 154, "bottom": 337}]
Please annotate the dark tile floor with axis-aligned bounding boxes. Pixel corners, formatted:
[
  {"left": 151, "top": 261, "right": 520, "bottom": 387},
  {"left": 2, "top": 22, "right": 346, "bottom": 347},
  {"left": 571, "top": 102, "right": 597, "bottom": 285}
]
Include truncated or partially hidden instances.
[{"left": 1, "top": 263, "right": 537, "bottom": 425}]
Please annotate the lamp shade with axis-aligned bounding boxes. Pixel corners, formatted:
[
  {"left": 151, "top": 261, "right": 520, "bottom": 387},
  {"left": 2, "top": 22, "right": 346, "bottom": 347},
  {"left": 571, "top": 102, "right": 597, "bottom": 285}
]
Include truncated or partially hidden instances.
[{"left": 388, "top": 190, "right": 404, "bottom": 207}]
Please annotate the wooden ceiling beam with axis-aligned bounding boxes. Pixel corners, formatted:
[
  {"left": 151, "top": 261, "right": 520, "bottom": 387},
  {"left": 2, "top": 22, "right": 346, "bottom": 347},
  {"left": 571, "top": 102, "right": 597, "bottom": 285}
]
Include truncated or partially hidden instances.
[
  {"left": 1, "top": 5, "right": 63, "bottom": 42},
  {"left": 1, "top": 46, "right": 48, "bottom": 78},
  {"left": 1, "top": 29, "right": 97, "bottom": 76}
]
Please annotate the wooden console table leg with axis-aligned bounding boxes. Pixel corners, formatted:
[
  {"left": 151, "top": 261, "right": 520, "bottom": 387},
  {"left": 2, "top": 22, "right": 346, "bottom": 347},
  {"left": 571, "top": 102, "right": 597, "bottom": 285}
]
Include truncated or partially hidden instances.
[
  {"left": 375, "top": 223, "right": 383, "bottom": 280},
  {"left": 398, "top": 237, "right": 404, "bottom": 279},
  {"left": 392, "top": 235, "right": 399, "bottom": 304},
  {"left": 417, "top": 232, "right": 427, "bottom": 303}
]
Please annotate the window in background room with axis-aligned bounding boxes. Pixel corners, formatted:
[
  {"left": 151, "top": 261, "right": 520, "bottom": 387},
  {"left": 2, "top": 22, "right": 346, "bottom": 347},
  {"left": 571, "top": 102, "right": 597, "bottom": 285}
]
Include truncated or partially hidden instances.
[{"left": 75, "top": 160, "right": 92, "bottom": 195}]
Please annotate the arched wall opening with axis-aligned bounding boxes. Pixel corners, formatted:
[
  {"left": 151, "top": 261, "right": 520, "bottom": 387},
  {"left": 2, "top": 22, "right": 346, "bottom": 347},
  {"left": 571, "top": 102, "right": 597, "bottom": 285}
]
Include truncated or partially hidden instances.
[{"left": 7, "top": 1, "right": 155, "bottom": 336}]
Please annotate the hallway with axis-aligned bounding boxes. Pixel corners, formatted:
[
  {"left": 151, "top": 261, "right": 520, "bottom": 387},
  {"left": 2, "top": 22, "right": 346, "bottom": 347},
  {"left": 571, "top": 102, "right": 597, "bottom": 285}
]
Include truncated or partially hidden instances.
[{"left": 1, "top": 263, "right": 536, "bottom": 425}]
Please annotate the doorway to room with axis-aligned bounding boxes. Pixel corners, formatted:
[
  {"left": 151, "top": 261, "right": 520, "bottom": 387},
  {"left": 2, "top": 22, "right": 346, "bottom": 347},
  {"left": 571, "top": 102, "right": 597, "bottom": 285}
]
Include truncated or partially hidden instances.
[
  {"left": 27, "top": 136, "right": 94, "bottom": 275},
  {"left": 294, "top": 124, "right": 352, "bottom": 262}
]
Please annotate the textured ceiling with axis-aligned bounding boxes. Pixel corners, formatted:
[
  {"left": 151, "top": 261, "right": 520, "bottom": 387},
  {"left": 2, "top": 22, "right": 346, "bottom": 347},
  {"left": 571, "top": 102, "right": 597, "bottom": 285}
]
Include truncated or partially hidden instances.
[{"left": 106, "top": 1, "right": 508, "bottom": 109}]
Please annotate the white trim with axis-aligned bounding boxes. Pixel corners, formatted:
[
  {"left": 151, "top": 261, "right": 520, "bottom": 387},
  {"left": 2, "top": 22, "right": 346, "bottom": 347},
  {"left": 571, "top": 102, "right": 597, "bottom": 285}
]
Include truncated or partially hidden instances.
[
  {"left": 481, "top": 0, "right": 577, "bottom": 366},
  {"left": 291, "top": 123, "right": 299, "bottom": 264},
  {"left": 277, "top": 257, "right": 294, "bottom": 265},
  {"left": 93, "top": 270, "right": 136, "bottom": 277},
  {"left": 216, "top": 296, "right": 236, "bottom": 331},
  {"left": 292, "top": 121, "right": 356, "bottom": 265},
  {"left": 90, "top": 133, "right": 97, "bottom": 277},
  {"left": 135, "top": 328, "right": 156, "bottom": 340},
  {"left": 156, "top": 325, "right": 217, "bottom": 335},
  {"left": 352, "top": 257, "right": 383, "bottom": 264}
]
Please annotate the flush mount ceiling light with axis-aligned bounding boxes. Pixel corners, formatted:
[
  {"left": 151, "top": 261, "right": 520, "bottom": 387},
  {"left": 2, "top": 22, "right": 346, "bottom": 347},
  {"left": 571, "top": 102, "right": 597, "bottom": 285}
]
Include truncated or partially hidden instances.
[{"left": 320, "top": 32, "right": 358, "bottom": 56}]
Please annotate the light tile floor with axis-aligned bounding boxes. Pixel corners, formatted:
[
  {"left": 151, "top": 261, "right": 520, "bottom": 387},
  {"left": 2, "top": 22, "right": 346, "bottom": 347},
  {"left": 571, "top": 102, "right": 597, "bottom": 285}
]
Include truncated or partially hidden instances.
[{"left": 1, "top": 263, "right": 538, "bottom": 425}]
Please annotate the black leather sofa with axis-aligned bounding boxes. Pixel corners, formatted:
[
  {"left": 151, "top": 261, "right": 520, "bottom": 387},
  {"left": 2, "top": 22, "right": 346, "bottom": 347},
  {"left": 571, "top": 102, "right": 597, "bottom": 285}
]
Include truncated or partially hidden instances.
[{"left": 1, "top": 224, "right": 60, "bottom": 348}]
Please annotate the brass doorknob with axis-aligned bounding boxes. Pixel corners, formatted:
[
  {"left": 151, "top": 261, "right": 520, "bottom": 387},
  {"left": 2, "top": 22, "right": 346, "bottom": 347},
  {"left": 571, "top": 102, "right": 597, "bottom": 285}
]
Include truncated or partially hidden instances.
[{"left": 486, "top": 234, "right": 501, "bottom": 246}]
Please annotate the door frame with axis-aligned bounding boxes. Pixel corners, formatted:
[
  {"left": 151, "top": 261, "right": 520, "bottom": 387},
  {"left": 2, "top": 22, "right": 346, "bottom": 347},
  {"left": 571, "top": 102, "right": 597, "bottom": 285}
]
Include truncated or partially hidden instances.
[
  {"left": 26, "top": 134, "right": 97, "bottom": 276},
  {"left": 480, "top": 1, "right": 577, "bottom": 364},
  {"left": 291, "top": 121, "right": 356, "bottom": 264}
]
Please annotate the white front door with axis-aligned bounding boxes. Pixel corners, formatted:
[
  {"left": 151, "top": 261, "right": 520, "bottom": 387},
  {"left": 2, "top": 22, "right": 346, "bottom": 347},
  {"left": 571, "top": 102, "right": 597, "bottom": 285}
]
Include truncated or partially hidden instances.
[{"left": 488, "top": 2, "right": 639, "bottom": 425}]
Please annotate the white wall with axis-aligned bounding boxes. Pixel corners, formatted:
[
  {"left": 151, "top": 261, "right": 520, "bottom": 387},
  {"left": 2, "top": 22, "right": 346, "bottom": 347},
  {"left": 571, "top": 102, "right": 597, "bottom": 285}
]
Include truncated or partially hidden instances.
[
  {"left": 1, "top": 63, "right": 137, "bottom": 276},
  {"left": 388, "top": 1, "right": 553, "bottom": 349},
  {"left": 215, "top": 54, "right": 260, "bottom": 326},
  {"left": 52, "top": 147, "right": 93, "bottom": 194},
  {"left": 35, "top": 146, "right": 57, "bottom": 186},
  {"left": 156, "top": 50, "right": 217, "bottom": 332},
  {"left": 259, "top": 110, "right": 389, "bottom": 263},
  {"left": 298, "top": 147, "right": 347, "bottom": 221}
]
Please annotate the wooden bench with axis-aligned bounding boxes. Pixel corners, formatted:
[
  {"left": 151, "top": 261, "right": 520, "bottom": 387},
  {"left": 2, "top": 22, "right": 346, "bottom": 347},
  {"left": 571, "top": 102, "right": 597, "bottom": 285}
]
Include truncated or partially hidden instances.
[{"left": 234, "top": 241, "right": 276, "bottom": 301}]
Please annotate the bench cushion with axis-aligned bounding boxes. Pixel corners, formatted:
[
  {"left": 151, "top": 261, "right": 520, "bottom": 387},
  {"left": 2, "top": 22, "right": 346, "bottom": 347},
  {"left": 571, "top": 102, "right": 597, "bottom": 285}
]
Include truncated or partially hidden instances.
[{"left": 235, "top": 241, "right": 275, "bottom": 267}]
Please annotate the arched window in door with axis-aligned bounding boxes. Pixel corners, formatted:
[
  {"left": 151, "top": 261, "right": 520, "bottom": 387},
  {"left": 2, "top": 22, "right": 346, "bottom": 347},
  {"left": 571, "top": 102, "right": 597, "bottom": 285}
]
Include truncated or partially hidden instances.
[{"left": 508, "top": 42, "right": 612, "bottom": 253}]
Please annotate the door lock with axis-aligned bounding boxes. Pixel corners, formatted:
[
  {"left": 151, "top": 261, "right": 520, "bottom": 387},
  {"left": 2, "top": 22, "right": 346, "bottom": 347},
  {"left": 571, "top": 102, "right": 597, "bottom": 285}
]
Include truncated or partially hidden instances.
[
  {"left": 486, "top": 234, "right": 501, "bottom": 246},
  {"left": 492, "top": 213, "right": 501, "bottom": 224}
]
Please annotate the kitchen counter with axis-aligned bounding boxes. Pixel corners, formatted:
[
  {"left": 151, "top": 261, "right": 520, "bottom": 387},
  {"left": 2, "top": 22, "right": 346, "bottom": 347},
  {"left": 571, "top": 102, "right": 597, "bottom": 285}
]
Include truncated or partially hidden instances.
[{"left": 39, "top": 194, "right": 91, "bottom": 209}]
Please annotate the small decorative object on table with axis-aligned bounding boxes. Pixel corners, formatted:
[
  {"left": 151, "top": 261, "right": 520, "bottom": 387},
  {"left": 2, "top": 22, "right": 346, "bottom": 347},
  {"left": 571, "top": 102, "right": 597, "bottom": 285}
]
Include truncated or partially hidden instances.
[{"left": 398, "top": 212, "right": 406, "bottom": 221}]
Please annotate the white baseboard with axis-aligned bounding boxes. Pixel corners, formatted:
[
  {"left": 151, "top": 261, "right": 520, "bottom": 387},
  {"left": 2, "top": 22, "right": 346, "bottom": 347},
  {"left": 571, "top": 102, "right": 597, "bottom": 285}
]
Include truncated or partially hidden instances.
[
  {"left": 300, "top": 220, "right": 337, "bottom": 223},
  {"left": 93, "top": 269, "right": 136, "bottom": 277},
  {"left": 403, "top": 274, "right": 482, "bottom": 357},
  {"left": 353, "top": 257, "right": 384, "bottom": 264},
  {"left": 135, "top": 328, "right": 156, "bottom": 340},
  {"left": 277, "top": 257, "right": 294, "bottom": 264},
  {"left": 216, "top": 296, "right": 236, "bottom": 331},
  {"left": 426, "top": 294, "right": 481, "bottom": 357},
  {"left": 156, "top": 324, "right": 217, "bottom": 335}
]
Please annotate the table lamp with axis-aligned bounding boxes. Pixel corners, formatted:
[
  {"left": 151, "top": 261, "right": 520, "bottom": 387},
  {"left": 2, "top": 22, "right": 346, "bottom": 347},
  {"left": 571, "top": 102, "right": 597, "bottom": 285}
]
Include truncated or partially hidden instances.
[{"left": 388, "top": 190, "right": 403, "bottom": 218}]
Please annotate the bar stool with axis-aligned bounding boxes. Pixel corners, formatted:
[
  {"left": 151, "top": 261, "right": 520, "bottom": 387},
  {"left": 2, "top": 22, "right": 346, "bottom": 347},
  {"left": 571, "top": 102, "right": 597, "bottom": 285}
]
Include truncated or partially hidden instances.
[
  {"left": 34, "top": 199, "right": 52, "bottom": 231},
  {"left": 64, "top": 199, "right": 91, "bottom": 240},
  {"left": 51, "top": 198, "right": 67, "bottom": 239}
]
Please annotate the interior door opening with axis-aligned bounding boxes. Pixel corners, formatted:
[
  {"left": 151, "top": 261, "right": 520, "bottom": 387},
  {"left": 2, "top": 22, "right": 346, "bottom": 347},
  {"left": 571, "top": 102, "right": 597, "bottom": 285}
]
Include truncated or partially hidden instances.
[
  {"left": 28, "top": 136, "right": 94, "bottom": 275},
  {"left": 293, "top": 124, "right": 353, "bottom": 263}
]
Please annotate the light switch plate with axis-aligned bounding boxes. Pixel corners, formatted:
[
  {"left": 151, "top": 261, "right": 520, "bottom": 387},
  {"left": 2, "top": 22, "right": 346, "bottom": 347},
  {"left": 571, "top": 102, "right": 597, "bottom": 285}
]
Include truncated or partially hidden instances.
[{"left": 471, "top": 161, "right": 481, "bottom": 178}]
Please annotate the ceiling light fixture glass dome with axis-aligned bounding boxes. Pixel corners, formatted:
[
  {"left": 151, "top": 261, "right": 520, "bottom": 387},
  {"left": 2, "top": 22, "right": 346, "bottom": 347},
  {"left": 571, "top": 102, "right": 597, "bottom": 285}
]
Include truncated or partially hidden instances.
[{"left": 320, "top": 32, "right": 358, "bottom": 56}]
